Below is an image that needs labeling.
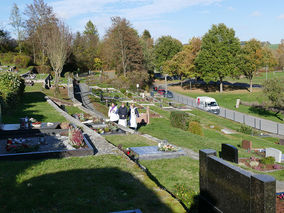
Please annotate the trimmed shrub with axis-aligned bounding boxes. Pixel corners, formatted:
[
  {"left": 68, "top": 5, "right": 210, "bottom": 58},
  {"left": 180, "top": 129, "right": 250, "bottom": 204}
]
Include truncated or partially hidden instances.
[
  {"left": 34, "top": 65, "right": 51, "bottom": 74},
  {"left": 170, "top": 111, "right": 189, "bottom": 131},
  {"left": 120, "top": 88, "right": 126, "bottom": 94},
  {"left": 173, "top": 183, "right": 199, "bottom": 210},
  {"left": 189, "top": 121, "right": 203, "bottom": 136},
  {"left": 260, "top": 156, "right": 275, "bottom": 165},
  {"left": 0, "top": 71, "right": 25, "bottom": 110},
  {"left": 14, "top": 55, "right": 31, "bottom": 68}
]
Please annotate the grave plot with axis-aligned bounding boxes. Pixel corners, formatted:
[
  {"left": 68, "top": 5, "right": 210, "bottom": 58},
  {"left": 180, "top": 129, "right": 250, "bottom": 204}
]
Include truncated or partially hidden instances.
[
  {"left": 86, "top": 122, "right": 126, "bottom": 136},
  {"left": 0, "top": 126, "right": 94, "bottom": 160},
  {"left": 238, "top": 156, "right": 284, "bottom": 172},
  {"left": 128, "top": 142, "right": 186, "bottom": 160}
]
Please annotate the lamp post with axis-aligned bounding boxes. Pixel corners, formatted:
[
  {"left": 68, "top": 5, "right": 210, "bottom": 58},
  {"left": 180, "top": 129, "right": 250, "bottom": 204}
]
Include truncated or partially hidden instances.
[
  {"left": 136, "top": 83, "right": 139, "bottom": 95},
  {"left": 165, "top": 74, "right": 168, "bottom": 93}
]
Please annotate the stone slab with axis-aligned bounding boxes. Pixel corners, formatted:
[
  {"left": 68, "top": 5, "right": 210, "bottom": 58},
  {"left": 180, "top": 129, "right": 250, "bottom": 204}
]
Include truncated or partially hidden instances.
[
  {"left": 129, "top": 146, "right": 186, "bottom": 160},
  {"left": 265, "top": 147, "right": 282, "bottom": 163},
  {"left": 242, "top": 140, "right": 252, "bottom": 150},
  {"left": 221, "top": 128, "right": 235, "bottom": 134}
]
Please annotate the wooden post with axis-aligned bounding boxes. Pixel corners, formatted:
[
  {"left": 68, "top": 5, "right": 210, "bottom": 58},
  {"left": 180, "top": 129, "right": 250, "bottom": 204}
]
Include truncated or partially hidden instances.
[{"left": 147, "top": 106, "right": 150, "bottom": 124}]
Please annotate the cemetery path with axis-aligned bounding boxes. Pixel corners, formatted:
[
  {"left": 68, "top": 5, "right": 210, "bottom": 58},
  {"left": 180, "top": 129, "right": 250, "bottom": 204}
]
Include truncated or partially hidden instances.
[
  {"left": 276, "top": 181, "right": 284, "bottom": 193},
  {"left": 141, "top": 134, "right": 199, "bottom": 160}
]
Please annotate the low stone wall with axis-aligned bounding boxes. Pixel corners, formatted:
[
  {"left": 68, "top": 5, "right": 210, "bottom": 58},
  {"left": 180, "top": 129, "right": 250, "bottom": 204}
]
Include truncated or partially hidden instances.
[{"left": 200, "top": 149, "right": 276, "bottom": 213}]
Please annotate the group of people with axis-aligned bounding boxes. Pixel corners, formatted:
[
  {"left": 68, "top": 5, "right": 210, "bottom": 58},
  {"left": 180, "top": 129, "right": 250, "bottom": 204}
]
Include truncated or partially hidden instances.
[{"left": 108, "top": 102, "right": 139, "bottom": 129}]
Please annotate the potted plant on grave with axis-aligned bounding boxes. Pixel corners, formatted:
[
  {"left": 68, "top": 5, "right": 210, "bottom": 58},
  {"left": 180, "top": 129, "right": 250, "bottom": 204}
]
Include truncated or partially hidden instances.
[{"left": 68, "top": 127, "right": 85, "bottom": 148}]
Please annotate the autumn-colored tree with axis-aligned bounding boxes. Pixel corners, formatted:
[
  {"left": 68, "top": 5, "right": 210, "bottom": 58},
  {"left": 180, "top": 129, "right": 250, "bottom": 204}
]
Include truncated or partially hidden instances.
[
  {"left": 104, "top": 17, "right": 144, "bottom": 76},
  {"left": 195, "top": 24, "right": 241, "bottom": 93},
  {"left": 238, "top": 39, "right": 264, "bottom": 92},
  {"left": 154, "top": 36, "right": 182, "bottom": 72},
  {"left": 277, "top": 39, "right": 284, "bottom": 70},
  {"left": 163, "top": 37, "right": 202, "bottom": 87}
]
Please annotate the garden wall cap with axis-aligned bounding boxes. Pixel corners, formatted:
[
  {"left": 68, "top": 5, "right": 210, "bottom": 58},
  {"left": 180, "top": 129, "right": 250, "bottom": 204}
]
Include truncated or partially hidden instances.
[{"left": 252, "top": 174, "right": 276, "bottom": 182}]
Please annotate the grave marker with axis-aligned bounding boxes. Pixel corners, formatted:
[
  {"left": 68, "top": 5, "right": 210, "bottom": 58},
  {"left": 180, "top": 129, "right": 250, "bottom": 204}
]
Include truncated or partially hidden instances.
[
  {"left": 242, "top": 140, "right": 252, "bottom": 150},
  {"left": 265, "top": 148, "right": 282, "bottom": 163},
  {"left": 279, "top": 139, "right": 284, "bottom": 146},
  {"left": 221, "top": 144, "right": 238, "bottom": 163}
]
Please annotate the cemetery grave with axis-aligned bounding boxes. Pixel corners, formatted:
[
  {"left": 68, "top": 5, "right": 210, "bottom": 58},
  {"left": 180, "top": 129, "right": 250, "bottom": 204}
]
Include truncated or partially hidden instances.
[{"left": 0, "top": 121, "right": 94, "bottom": 160}]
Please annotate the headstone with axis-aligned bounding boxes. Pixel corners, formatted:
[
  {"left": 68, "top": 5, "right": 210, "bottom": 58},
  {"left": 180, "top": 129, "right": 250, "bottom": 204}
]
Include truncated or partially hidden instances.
[
  {"left": 279, "top": 139, "right": 284, "bottom": 146},
  {"left": 236, "top": 99, "right": 240, "bottom": 108},
  {"left": 265, "top": 148, "right": 282, "bottom": 163},
  {"left": 242, "top": 140, "right": 252, "bottom": 150},
  {"left": 221, "top": 144, "right": 238, "bottom": 163}
]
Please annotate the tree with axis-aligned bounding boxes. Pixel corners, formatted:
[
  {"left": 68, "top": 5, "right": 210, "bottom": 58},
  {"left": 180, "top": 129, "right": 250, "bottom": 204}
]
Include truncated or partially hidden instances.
[
  {"left": 84, "top": 20, "right": 98, "bottom": 36},
  {"left": 93, "top": 57, "right": 102, "bottom": 70},
  {"left": 0, "top": 28, "right": 16, "bottom": 53},
  {"left": 163, "top": 37, "right": 202, "bottom": 87},
  {"left": 263, "top": 79, "right": 284, "bottom": 118},
  {"left": 195, "top": 23, "right": 241, "bottom": 93},
  {"left": 9, "top": 3, "right": 24, "bottom": 53},
  {"left": 238, "top": 39, "right": 263, "bottom": 92},
  {"left": 104, "top": 17, "right": 144, "bottom": 76},
  {"left": 44, "top": 21, "right": 72, "bottom": 94},
  {"left": 154, "top": 36, "right": 182, "bottom": 72},
  {"left": 25, "top": 0, "right": 57, "bottom": 64},
  {"left": 277, "top": 39, "right": 284, "bottom": 70},
  {"left": 140, "top": 29, "right": 155, "bottom": 72}
]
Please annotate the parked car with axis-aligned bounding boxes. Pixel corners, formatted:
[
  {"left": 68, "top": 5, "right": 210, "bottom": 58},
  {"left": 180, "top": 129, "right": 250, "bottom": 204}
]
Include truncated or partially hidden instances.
[
  {"left": 157, "top": 89, "right": 166, "bottom": 95},
  {"left": 164, "top": 91, "right": 173, "bottom": 98}
]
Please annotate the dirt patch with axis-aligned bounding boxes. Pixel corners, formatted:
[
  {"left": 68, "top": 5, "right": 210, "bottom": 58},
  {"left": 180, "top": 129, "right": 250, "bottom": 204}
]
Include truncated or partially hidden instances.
[{"left": 276, "top": 194, "right": 284, "bottom": 213}]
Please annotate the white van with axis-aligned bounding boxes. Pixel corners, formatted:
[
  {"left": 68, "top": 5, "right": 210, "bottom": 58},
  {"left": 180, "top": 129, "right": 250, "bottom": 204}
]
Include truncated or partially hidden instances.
[{"left": 196, "top": 96, "right": 220, "bottom": 114}]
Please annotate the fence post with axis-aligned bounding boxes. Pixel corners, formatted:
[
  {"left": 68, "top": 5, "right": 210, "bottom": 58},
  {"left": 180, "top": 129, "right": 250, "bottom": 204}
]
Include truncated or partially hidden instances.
[
  {"left": 277, "top": 123, "right": 279, "bottom": 135},
  {"left": 254, "top": 118, "right": 256, "bottom": 128},
  {"left": 259, "top": 119, "right": 261, "bottom": 130},
  {"left": 233, "top": 111, "right": 235, "bottom": 121},
  {"left": 243, "top": 114, "right": 245, "bottom": 124}
]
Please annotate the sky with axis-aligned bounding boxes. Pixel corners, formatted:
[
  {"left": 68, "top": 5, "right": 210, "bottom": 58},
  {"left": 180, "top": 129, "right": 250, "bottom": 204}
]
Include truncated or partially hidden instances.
[{"left": 0, "top": 0, "right": 284, "bottom": 44}]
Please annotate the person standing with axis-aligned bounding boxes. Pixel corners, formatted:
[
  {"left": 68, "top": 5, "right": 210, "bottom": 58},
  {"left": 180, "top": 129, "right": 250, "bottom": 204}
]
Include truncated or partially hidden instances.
[
  {"left": 128, "top": 103, "right": 139, "bottom": 130},
  {"left": 117, "top": 103, "right": 128, "bottom": 127},
  {"left": 108, "top": 102, "right": 119, "bottom": 123}
]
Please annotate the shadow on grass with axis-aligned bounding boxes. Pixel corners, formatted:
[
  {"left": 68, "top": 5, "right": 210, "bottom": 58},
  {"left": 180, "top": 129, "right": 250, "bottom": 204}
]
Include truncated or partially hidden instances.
[
  {"left": 0, "top": 160, "right": 173, "bottom": 213},
  {"left": 3, "top": 92, "right": 52, "bottom": 123},
  {"left": 248, "top": 106, "right": 283, "bottom": 121}
]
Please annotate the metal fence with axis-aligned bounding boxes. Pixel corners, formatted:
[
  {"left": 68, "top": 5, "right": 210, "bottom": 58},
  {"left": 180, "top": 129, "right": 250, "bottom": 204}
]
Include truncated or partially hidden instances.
[{"left": 171, "top": 91, "right": 284, "bottom": 136}]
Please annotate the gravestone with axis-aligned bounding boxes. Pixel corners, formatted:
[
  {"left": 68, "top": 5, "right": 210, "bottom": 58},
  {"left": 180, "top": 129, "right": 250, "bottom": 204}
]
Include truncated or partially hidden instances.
[
  {"left": 236, "top": 99, "right": 240, "bottom": 108},
  {"left": 265, "top": 148, "right": 282, "bottom": 163},
  {"left": 221, "top": 144, "right": 238, "bottom": 163},
  {"left": 242, "top": 140, "right": 252, "bottom": 150},
  {"left": 279, "top": 139, "right": 284, "bottom": 146}
]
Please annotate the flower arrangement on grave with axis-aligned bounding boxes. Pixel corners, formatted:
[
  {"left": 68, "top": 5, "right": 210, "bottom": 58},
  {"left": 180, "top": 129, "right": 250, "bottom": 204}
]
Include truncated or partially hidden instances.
[
  {"left": 68, "top": 127, "right": 85, "bottom": 148},
  {"left": 79, "top": 113, "right": 85, "bottom": 121},
  {"left": 6, "top": 138, "right": 39, "bottom": 153},
  {"left": 158, "top": 140, "right": 180, "bottom": 152},
  {"left": 277, "top": 193, "right": 284, "bottom": 200}
]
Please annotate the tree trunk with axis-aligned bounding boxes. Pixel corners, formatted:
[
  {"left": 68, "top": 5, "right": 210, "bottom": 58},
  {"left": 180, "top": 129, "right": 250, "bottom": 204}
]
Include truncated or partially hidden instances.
[
  {"left": 220, "top": 78, "right": 223, "bottom": 93},
  {"left": 249, "top": 78, "right": 253, "bottom": 93},
  {"left": 54, "top": 71, "right": 60, "bottom": 96}
]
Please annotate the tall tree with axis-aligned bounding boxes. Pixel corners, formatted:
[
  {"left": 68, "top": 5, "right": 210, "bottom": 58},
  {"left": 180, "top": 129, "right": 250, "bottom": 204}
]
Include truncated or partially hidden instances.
[
  {"left": 104, "top": 17, "right": 144, "bottom": 76},
  {"left": 44, "top": 21, "right": 72, "bottom": 94},
  {"left": 238, "top": 39, "right": 264, "bottom": 92},
  {"left": 9, "top": 3, "right": 24, "bottom": 53},
  {"left": 140, "top": 29, "right": 154, "bottom": 72},
  {"left": 0, "top": 28, "right": 15, "bottom": 53},
  {"left": 195, "top": 23, "right": 241, "bottom": 93},
  {"left": 25, "top": 0, "right": 57, "bottom": 64},
  {"left": 277, "top": 39, "right": 284, "bottom": 70},
  {"left": 154, "top": 35, "right": 182, "bottom": 72},
  {"left": 164, "top": 37, "right": 202, "bottom": 87}
]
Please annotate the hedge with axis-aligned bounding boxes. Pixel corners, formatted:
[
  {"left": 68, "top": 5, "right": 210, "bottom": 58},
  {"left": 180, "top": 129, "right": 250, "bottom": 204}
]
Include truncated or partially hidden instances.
[
  {"left": 170, "top": 111, "right": 189, "bottom": 131},
  {"left": 0, "top": 71, "right": 25, "bottom": 110},
  {"left": 188, "top": 121, "right": 203, "bottom": 136},
  {"left": 14, "top": 55, "right": 31, "bottom": 68}
]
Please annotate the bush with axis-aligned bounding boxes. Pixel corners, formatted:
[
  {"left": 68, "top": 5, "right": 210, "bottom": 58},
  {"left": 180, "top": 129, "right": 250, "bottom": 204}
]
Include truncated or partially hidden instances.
[
  {"left": 170, "top": 111, "right": 189, "bottom": 131},
  {"left": 260, "top": 156, "right": 275, "bottom": 165},
  {"left": 0, "top": 71, "right": 25, "bottom": 110},
  {"left": 120, "top": 88, "right": 126, "bottom": 94},
  {"left": 238, "top": 124, "right": 259, "bottom": 135},
  {"left": 34, "top": 65, "right": 51, "bottom": 74},
  {"left": 189, "top": 121, "right": 203, "bottom": 136},
  {"left": 14, "top": 55, "right": 31, "bottom": 68},
  {"left": 0, "top": 52, "right": 16, "bottom": 65}
]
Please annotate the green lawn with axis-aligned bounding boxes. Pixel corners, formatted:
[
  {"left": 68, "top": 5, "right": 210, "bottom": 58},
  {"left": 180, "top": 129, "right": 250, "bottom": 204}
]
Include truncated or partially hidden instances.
[
  {"left": 106, "top": 134, "right": 157, "bottom": 147},
  {"left": 3, "top": 87, "right": 66, "bottom": 123},
  {"left": 171, "top": 88, "right": 284, "bottom": 122},
  {"left": 65, "top": 105, "right": 84, "bottom": 115},
  {"left": 0, "top": 155, "right": 185, "bottom": 213}
]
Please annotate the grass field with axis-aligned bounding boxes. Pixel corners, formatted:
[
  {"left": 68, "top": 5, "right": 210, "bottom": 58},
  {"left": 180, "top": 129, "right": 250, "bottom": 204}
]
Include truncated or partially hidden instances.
[
  {"left": 3, "top": 85, "right": 66, "bottom": 123},
  {"left": 0, "top": 155, "right": 185, "bottom": 213}
]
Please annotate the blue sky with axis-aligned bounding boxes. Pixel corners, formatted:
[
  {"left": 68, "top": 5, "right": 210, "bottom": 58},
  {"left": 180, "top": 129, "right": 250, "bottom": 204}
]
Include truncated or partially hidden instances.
[{"left": 0, "top": 0, "right": 284, "bottom": 44}]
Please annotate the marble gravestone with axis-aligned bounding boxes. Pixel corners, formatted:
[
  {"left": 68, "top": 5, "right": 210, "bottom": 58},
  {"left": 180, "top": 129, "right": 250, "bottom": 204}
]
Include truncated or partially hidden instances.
[
  {"left": 265, "top": 148, "right": 282, "bottom": 163},
  {"left": 221, "top": 144, "right": 238, "bottom": 163}
]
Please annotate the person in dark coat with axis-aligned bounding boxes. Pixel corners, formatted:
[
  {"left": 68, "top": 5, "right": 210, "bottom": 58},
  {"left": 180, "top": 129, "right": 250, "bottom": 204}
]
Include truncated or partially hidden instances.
[{"left": 117, "top": 103, "right": 128, "bottom": 127}]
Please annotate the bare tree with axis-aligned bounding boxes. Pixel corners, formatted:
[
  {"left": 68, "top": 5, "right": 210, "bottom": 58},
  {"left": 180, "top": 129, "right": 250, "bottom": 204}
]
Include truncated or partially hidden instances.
[
  {"left": 44, "top": 21, "right": 72, "bottom": 94},
  {"left": 9, "top": 3, "right": 24, "bottom": 53}
]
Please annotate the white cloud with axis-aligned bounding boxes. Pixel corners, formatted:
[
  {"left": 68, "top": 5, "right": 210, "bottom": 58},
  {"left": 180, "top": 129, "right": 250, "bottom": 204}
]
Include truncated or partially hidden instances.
[
  {"left": 278, "top": 14, "right": 284, "bottom": 19},
  {"left": 227, "top": 6, "right": 234, "bottom": 11},
  {"left": 251, "top": 11, "right": 261, "bottom": 17}
]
